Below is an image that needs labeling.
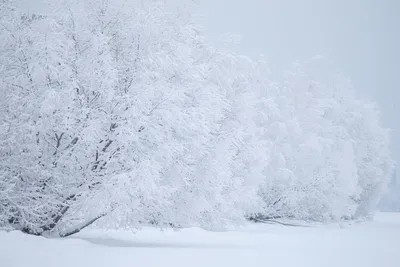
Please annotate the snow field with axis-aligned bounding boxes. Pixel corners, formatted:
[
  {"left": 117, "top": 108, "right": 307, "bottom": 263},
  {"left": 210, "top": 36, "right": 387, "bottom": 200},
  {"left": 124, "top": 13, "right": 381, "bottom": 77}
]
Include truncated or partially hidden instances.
[{"left": 1, "top": 213, "right": 399, "bottom": 267}]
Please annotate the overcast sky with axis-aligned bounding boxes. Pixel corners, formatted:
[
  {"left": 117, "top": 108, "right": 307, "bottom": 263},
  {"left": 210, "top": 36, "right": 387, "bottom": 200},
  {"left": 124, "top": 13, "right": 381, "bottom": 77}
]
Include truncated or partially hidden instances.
[{"left": 197, "top": 0, "right": 399, "bottom": 175}]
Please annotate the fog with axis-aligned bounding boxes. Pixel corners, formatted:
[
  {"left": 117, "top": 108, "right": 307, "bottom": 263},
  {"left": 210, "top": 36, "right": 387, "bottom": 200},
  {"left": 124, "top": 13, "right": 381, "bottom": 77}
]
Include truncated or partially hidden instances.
[{"left": 197, "top": 0, "right": 399, "bottom": 179}]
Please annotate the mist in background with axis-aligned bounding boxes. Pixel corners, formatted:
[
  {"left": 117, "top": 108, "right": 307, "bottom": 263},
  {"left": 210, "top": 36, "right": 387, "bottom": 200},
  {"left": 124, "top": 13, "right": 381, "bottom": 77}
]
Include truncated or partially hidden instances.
[{"left": 196, "top": 0, "right": 399, "bottom": 180}]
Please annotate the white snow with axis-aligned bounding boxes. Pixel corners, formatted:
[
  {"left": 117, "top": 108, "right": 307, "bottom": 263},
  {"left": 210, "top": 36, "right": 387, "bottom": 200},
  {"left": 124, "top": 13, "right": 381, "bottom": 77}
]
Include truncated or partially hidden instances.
[{"left": 1, "top": 212, "right": 399, "bottom": 267}]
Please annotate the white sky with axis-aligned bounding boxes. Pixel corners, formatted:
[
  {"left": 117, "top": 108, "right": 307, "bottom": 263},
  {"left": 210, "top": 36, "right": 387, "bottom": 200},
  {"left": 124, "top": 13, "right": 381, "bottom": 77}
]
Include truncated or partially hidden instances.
[{"left": 196, "top": 0, "right": 399, "bottom": 175}]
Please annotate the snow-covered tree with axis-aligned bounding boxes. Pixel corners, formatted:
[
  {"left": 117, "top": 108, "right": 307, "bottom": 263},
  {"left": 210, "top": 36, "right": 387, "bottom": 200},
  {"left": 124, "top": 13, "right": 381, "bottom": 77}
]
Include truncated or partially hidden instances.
[
  {"left": 0, "top": 0, "right": 252, "bottom": 235},
  {"left": 256, "top": 57, "right": 394, "bottom": 221},
  {"left": 0, "top": 0, "right": 394, "bottom": 236}
]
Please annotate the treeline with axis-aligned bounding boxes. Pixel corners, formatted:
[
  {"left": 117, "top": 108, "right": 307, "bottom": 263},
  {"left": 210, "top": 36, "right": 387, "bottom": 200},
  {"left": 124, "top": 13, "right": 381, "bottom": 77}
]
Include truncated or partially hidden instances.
[{"left": 0, "top": 0, "right": 394, "bottom": 237}]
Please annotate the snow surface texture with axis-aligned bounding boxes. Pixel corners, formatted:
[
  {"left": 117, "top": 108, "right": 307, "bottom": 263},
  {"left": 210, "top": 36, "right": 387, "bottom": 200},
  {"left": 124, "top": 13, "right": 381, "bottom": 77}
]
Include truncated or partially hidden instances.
[{"left": 1, "top": 212, "right": 399, "bottom": 267}]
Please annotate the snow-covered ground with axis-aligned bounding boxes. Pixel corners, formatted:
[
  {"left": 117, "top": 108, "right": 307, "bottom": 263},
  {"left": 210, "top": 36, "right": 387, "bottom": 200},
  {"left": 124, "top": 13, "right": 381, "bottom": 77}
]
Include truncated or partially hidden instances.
[{"left": 1, "top": 212, "right": 399, "bottom": 267}]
